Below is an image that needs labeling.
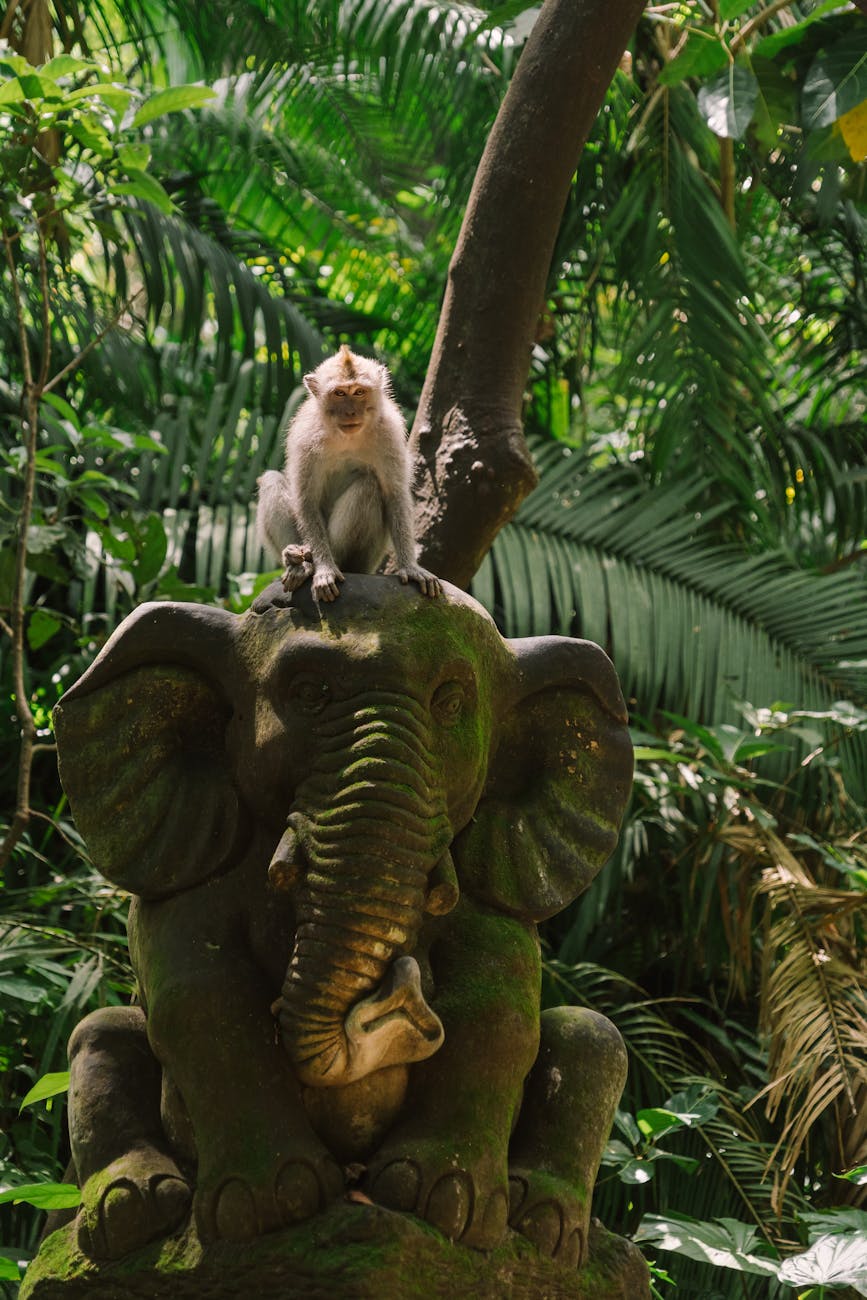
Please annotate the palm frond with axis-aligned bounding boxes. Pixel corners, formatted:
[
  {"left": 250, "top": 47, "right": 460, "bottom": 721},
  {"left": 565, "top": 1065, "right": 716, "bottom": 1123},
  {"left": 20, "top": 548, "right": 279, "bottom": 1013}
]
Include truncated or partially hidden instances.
[
  {"left": 471, "top": 436, "right": 867, "bottom": 792},
  {"left": 543, "top": 962, "right": 810, "bottom": 1248},
  {"left": 114, "top": 197, "right": 326, "bottom": 402},
  {"left": 747, "top": 828, "right": 867, "bottom": 1208}
]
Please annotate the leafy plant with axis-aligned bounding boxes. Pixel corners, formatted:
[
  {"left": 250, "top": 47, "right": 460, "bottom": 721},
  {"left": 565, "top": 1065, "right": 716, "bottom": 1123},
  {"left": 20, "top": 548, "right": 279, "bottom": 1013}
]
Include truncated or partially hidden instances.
[
  {"left": 602, "top": 1085, "right": 719, "bottom": 1186},
  {"left": 637, "top": 1206, "right": 867, "bottom": 1295},
  {"left": 1, "top": 6, "right": 866, "bottom": 1300}
]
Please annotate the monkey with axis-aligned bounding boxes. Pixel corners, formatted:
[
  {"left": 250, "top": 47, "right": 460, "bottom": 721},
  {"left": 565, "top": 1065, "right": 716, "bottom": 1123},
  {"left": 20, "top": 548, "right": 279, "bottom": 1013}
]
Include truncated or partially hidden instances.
[{"left": 257, "top": 345, "right": 441, "bottom": 602}]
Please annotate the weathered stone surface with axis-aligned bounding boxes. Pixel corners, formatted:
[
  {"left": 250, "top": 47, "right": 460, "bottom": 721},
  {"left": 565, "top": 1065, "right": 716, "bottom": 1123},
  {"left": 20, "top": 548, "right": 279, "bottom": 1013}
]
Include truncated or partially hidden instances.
[
  {"left": 22, "top": 1204, "right": 649, "bottom": 1299},
  {"left": 33, "top": 576, "right": 639, "bottom": 1293}
]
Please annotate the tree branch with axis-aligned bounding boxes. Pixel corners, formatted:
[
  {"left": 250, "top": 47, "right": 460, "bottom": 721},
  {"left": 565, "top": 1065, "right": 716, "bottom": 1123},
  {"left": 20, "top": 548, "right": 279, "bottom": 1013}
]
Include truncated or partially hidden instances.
[
  {"left": 730, "top": 0, "right": 797, "bottom": 53},
  {"left": 44, "top": 288, "right": 142, "bottom": 394},
  {"left": 411, "top": 0, "right": 646, "bottom": 588}
]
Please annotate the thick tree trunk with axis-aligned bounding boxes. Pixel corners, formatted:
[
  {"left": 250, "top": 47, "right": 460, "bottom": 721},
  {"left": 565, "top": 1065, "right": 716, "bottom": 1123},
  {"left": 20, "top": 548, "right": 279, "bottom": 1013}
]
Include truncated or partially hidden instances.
[{"left": 412, "top": 0, "right": 645, "bottom": 589}]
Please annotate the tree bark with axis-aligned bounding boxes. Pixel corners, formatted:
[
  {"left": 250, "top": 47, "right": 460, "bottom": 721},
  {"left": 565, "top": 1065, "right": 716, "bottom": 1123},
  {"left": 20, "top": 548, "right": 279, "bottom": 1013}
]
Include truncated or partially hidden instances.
[{"left": 411, "top": 0, "right": 646, "bottom": 589}]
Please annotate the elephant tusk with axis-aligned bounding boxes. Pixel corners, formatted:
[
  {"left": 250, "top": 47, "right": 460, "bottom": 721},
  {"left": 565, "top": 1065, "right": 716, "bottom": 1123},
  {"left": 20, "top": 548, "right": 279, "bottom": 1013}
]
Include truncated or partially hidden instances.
[
  {"left": 424, "top": 848, "right": 459, "bottom": 917},
  {"left": 267, "top": 824, "right": 304, "bottom": 891}
]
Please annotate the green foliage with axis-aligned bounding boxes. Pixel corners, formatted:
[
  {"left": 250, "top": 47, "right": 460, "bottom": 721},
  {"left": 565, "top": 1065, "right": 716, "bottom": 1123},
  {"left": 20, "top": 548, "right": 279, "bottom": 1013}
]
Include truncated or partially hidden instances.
[
  {"left": 1, "top": 4, "right": 866, "bottom": 1299},
  {"left": 0, "top": 1185, "right": 79, "bottom": 1212},
  {"left": 637, "top": 1207, "right": 867, "bottom": 1294},
  {"left": 472, "top": 436, "right": 867, "bottom": 797}
]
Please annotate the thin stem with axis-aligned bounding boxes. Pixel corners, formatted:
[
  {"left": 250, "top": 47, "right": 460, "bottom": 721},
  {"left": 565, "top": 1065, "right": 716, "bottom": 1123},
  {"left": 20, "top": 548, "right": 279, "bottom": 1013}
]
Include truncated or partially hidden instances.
[
  {"left": 0, "top": 227, "right": 42, "bottom": 870},
  {"left": 1, "top": 218, "right": 141, "bottom": 869},
  {"left": 43, "top": 287, "right": 142, "bottom": 394},
  {"left": 730, "top": 0, "right": 794, "bottom": 53},
  {"left": 821, "top": 547, "right": 867, "bottom": 575},
  {"left": 36, "top": 222, "right": 51, "bottom": 389},
  {"left": 720, "top": 136, "right": 736, "bottom": 231},
  {"left": 0, "top": 0, "right": 23, "bottom": 40}
]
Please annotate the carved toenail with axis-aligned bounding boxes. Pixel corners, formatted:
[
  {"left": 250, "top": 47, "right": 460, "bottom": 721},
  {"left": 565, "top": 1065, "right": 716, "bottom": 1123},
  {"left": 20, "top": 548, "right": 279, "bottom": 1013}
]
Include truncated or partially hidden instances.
[
  {"left": 558, "top": 1226, "right": 584, "bottom": 1269},
  {"left": 507, "top": 1173, "right": 529, "bottom": 1220},
  {"left": 425, "top": 1171, "right": 473, "bottom": 1240},
  {"left": 149, "top": 1174, "right": 191, "bottom": 1232},
  {"left": 213, "top": 1178, "right": 259, "bottom": 1241},
  {"left": 515, "top": 1199, "right": 564, "bottom": 1256},
  {"left": 370, "top": 1159, "right": 422, "bottom": 1212},
  {"left": 275, "top": 1160, "right": 321, "bottom": 1223}
]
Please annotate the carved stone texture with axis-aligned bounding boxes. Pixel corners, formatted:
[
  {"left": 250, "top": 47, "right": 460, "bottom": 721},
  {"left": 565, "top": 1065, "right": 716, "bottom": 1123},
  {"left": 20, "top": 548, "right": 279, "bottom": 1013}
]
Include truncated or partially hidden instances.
[
  {"left": 33, "top": 575, "right": 643, "bottom": 1293},
  {"left": 22, "top": 1207, "right": 650, "bottom": 1299}
]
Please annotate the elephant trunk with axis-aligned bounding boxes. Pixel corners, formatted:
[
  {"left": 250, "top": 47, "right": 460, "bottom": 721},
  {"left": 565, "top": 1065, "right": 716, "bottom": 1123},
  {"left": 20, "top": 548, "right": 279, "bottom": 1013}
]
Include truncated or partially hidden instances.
[{"left": 276, "top": 694, "right": 453, "bottom": 1088}]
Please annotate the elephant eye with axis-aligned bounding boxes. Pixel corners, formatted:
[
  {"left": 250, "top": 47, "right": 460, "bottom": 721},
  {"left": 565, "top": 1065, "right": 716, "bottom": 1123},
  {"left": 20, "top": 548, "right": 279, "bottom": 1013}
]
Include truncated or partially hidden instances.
[
  {"left": 289, "top": 676, "right": 331, "bottom": 713},
  {"left": 431, "top": 680, "right": 465, "bottom": 727}
]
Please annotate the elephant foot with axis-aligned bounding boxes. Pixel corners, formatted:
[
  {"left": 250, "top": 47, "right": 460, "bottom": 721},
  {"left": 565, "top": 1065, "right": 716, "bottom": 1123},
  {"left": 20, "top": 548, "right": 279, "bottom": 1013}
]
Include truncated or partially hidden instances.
[
  {"left": 366, "top": 1141, "right": 509, "bottom": 1249},
  {"left": 195, "top": 1151, "right": 344, "bottom": 1242},
  {"left": 507, "top": 1166, "right": 589, "bottom": 1269},
  {"left": 77, "top": 1146, "right": 191, "bottom": 1260}
]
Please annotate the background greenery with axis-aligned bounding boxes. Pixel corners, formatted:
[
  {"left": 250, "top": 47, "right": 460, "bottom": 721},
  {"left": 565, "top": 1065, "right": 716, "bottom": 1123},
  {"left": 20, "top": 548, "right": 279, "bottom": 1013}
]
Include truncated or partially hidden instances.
[{"left": 1, "top": 2, "right": 866, "bottom": 1296}]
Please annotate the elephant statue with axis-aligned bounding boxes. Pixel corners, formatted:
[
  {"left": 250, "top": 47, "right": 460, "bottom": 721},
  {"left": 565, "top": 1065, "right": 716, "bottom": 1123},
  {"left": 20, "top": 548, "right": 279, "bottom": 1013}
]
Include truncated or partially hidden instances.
[{"left": 52, "top": 575, "right": 633, "bottom": 1268}]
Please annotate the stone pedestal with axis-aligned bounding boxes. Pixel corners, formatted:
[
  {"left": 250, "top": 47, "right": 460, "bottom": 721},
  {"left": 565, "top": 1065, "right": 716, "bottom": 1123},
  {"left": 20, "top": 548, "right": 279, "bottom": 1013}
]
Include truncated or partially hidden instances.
[{"left": 22, "top": 1202, "right": 650, "bottom": 1299}]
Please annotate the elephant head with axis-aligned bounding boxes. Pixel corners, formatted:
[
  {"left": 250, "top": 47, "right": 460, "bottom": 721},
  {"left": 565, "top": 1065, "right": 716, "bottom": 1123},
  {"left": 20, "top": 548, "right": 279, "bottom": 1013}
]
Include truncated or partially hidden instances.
[{"left": 53, "top": 576, "right": 632, "bottom": 1090}]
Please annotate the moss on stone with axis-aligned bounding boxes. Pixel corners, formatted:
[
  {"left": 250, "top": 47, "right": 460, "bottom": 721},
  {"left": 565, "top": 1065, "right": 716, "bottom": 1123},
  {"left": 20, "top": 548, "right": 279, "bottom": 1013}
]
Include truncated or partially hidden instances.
[{"left": 21, "top": 1203, "right": 649, "bottom": 1300}]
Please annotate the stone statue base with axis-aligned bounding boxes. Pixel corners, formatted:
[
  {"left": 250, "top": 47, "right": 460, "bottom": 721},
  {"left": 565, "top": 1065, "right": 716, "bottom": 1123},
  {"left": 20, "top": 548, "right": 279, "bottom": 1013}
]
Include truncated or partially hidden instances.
[{"left": 22, "top": 1201, "right": 649, "bottom": 1299}]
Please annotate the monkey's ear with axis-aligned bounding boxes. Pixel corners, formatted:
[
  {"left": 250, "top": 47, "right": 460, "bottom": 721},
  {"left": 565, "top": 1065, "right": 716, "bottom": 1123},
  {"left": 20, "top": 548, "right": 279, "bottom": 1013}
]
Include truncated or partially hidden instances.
[{"left": 303, "top": 373, "right": 320, "bottom": 397}]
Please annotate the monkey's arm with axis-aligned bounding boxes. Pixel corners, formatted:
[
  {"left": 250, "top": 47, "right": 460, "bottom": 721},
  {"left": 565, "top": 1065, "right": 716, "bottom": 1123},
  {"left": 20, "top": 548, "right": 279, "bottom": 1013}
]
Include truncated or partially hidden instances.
[
  {"left": 385, "top": 481, "right": 442, "bottom": 599},
  {"left": 256, "top": 472, "right": 313, "bottom": 591},
  {"left": 256, "top": 471, "right": 298, "bottom": 558},
  {"left": 288, "top": 439, "right": 345, "bottom": 602}
]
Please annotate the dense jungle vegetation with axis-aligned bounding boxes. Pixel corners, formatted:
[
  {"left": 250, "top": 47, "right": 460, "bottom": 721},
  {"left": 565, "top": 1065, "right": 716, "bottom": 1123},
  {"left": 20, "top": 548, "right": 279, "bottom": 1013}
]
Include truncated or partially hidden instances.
[{"left": 1, "top": 2, "right": 866, "bottom": 1296}]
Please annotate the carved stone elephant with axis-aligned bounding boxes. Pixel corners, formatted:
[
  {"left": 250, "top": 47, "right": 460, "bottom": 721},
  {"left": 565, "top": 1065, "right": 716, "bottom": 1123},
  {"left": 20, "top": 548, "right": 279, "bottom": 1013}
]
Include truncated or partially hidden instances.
[{"left": 53, "top": 575, "right": 633, "bottom": 1266}]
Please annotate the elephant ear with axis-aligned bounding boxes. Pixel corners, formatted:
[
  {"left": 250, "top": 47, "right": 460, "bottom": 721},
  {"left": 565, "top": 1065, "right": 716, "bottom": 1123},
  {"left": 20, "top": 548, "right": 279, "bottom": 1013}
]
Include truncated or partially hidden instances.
[
  {"left": 453, "top": 636, "right": 633, "bottom": 922},
  {"left": 53, "top": 602, "right": 245, "bottom": 900}
]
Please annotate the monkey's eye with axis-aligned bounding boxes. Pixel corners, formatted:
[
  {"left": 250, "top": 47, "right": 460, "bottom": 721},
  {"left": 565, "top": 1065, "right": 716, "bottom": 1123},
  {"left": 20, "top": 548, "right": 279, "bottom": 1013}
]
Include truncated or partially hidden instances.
[
  {"left": 431, "top": 681, "right": 465, "bottom": 727},
  {"left": 289, "top": 675, "right": 331, "bottom": 714},
  {"left": 334, "top": 387, "right": 346, "bottom": 397},
  {"left": 352, "top": 386, "right": 368, "bottom": 397}
]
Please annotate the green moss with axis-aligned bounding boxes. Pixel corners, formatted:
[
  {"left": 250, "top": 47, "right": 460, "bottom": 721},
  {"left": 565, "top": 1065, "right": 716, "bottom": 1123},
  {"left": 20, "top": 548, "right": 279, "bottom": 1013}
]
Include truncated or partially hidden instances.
[
  {"left": 23, "top": 1206, "right": 648, "bottom": 1299},
  {"left": 20, "top": 1224, "right": 80, "bottom": 1293}
]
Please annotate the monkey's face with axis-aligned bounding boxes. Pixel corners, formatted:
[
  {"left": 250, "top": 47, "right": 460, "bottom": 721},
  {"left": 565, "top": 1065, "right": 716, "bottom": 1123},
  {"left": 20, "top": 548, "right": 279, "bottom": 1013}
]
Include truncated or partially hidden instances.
[{"left": 325, "top": 384, "right": 377, "bottom": 435}]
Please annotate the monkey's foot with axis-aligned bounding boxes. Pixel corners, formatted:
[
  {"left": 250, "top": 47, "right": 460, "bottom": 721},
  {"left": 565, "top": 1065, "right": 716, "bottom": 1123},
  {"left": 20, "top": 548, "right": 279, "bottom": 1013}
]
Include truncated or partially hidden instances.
[
  {"left": 311, "top": 564, "right": 345, "bottom": 602},
  {"left": 508, "top": 1166, "right": 589, "bottom": 1269},
  {"left": 76, "top": 1146, "right": 191, "bottom": 1260},
  {"left": 396, "top": 565, "right": 442, "bottom": 598},
  {"left": 282, "top": 543, "right": 314, "bottom": 567},
  {"left": 280, "top": 560, "right": 314, "bottom": 592},
  {"left": 280, "top": 543, "right": 315, "bottom": 592}
]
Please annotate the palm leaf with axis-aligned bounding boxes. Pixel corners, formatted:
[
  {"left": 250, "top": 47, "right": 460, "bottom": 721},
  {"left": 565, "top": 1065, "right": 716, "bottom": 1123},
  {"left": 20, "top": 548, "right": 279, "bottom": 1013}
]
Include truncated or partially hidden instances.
[
  {"left": 544, "top": 962, "right": 809, "bottom": 1248},
  {"left": 472, "top": 436, "right": 867, "bottom": 792},
  {"left": 743, "top": 828, "right": 867, "bottom": 1208}
]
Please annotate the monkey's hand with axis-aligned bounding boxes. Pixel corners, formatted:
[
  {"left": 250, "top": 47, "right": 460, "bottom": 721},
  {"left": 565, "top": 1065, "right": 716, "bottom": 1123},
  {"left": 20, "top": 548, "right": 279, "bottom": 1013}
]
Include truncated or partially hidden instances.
[
  {"left": 281, "top": 560, "right": 314, "bottom": 593},
  {"left": 397, "top": 565, "right": 442, "bottom": 598},
  {"left": 282, "top": 543, "right": 314, "bottom": 567},
  {"left": 280, "top": 544, "right": 314, "bottom": 593},
  {"left": 311, "top": 564, "right": 345, "bottom": 602}
]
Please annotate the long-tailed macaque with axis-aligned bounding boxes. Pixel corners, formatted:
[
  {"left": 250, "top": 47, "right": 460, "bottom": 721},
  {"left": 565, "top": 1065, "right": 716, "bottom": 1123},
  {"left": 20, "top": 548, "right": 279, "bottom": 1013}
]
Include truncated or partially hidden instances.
[{"left": 257, "top": 346, "right": 441, "bottom": 602}]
